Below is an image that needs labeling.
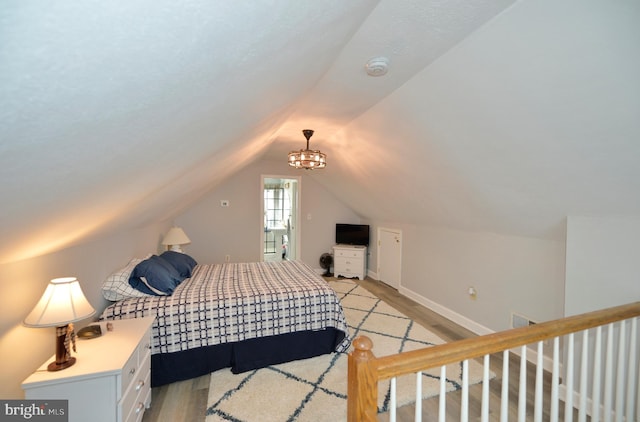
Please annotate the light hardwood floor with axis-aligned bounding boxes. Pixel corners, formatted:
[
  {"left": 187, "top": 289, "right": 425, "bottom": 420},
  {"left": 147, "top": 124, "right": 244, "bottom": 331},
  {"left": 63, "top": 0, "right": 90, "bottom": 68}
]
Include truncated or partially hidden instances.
[{"left": 143, "top": 277, "right": 574, "bottom": 421}]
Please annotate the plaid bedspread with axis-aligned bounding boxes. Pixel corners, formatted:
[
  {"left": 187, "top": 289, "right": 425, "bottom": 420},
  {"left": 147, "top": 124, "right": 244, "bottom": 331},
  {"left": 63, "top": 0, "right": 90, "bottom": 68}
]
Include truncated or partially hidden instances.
[{"left": 99, "top": 260, "right": 351, "bottom": 355}]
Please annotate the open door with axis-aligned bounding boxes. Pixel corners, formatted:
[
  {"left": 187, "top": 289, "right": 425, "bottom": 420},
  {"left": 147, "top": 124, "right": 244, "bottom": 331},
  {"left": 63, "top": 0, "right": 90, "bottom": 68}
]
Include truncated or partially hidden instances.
[{"left": 261, "top": 176, "right": 300, "bottom": 262}]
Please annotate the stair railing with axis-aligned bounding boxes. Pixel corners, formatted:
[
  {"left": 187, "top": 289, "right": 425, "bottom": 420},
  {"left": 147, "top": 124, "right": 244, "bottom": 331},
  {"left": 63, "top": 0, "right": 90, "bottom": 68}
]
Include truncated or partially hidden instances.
[{"left": 347, "top": 301, "right": 640, "bottom": 421}]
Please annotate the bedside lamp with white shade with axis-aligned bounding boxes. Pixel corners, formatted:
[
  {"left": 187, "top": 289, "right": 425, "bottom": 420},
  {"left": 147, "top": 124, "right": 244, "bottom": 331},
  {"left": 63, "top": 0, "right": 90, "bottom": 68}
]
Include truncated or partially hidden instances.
[
  {"left": 161, "top": 227, "right": 191, "bottom": 252},
  {"left": 24, "top": 277, "right": 96, "bottom": 371}
]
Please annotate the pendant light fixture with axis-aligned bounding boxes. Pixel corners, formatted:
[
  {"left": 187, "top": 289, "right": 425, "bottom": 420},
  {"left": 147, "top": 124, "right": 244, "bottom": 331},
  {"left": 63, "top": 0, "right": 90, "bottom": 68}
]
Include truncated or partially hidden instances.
[{"left": 287, "top": 129, "right": 326, "bottom": 169}]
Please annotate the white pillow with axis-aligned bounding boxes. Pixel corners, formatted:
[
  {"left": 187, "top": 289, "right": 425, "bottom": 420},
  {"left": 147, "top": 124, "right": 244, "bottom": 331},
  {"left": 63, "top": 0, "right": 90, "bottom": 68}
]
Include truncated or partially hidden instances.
[{"left": 101, "top": 258, "right": 152, "bottom": 301}]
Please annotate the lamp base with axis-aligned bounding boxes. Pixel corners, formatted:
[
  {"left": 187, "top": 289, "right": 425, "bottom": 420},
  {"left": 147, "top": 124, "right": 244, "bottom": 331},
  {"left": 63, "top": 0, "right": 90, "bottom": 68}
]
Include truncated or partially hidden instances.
[
  {"left": 47, "top": 357, "right": 76, "bottom": 372},
  {"left": 48, "top": 323, "right": 76, "bottom": 371}
]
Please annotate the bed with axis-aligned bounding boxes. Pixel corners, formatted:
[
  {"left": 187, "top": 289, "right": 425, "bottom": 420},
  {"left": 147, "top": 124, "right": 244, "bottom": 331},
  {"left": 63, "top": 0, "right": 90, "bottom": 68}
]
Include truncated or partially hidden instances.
[{"left": 99, "top": 255, "right": 350, "bottom": 387}]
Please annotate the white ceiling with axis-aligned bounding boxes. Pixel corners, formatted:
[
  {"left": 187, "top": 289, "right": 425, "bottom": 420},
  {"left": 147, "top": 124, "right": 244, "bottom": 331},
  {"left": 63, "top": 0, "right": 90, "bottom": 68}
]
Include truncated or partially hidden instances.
[{"left": 2, "top": 0, "right": 639, "bottom": 264}]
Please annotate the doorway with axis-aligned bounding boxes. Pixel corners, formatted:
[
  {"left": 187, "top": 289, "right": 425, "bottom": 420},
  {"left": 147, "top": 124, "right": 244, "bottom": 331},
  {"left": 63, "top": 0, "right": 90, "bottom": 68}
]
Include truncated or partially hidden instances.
[
  {"left": 261, "top": 176, "right": 300, "bottom": 262},
  {"left": 377, "top": 227, "right": 402, "bottom": 288}
]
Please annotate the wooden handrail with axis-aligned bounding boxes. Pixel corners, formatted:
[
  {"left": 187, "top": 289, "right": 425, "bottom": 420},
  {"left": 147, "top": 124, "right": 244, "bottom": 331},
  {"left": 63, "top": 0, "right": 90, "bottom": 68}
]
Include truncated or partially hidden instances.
[{"left": 347, "top": 301, "right": 640, "bottom": 421}]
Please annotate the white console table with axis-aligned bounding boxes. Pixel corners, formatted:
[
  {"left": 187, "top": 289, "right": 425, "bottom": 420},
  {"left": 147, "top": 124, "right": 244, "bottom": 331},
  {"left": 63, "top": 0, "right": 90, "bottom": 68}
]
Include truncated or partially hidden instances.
[{"left": 333, "top": 244, "right": 367, "bottom": 280}]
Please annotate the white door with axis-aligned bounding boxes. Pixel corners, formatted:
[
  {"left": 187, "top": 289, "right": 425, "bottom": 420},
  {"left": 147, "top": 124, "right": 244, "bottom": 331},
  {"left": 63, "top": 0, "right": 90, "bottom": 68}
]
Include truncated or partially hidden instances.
[{"left": 377, "top": 228, "right": 402, "bottom": 289}]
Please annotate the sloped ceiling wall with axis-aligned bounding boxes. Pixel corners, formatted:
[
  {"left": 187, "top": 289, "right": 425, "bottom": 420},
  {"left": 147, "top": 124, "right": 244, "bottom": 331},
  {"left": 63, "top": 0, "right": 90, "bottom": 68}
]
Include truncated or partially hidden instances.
[
  {"left": 2, "top": 0, "right": 639, "bottom": 265},
  {"left": 317, "top": 0, "right": 640, "bottom": 240},
  {"left": 0, "top": 0, "right": 379, "bottom": 263}
]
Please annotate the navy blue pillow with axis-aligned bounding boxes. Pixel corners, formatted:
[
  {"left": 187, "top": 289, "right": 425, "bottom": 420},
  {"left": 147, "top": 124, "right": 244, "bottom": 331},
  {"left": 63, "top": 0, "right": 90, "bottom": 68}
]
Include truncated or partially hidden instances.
[
  {"left": 129, "top": 255, "right": 184, "bottom": 295},
  {"left": 160, "top": 251, "right": 198, "bottom": 278}
]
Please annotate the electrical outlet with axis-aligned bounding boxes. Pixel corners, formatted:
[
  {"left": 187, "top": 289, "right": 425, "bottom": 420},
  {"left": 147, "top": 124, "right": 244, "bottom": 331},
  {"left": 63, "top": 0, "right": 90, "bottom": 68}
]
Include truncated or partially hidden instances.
[{"left": 467, "top": 286, "right": 477, "bottom": 300}]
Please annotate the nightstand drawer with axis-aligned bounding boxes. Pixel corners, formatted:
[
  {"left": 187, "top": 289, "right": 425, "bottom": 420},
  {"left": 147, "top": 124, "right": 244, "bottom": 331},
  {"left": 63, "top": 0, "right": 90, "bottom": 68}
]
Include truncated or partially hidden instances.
[
  {"left": 120, "top": 326, "right": 151, "bottom": 397},
  {"left": 120, "top": 355, "right": 151, "bottom": 422}
]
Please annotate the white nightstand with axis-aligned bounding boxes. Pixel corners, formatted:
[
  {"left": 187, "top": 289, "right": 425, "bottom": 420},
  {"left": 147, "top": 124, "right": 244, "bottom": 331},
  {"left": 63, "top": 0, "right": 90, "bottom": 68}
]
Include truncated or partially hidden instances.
[
  {"left": 333, "top": 244, "right": 367, "bottom": 280},
  {"left": 22, "top": 317, "right": 154, "bottom": 422}
]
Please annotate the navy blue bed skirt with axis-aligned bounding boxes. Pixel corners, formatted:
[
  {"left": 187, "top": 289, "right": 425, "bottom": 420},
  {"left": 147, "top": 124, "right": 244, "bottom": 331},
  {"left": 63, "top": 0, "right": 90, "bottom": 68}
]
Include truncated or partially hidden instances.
[{"left": 150, "top": 328, "right": 346, "bottom": 387}]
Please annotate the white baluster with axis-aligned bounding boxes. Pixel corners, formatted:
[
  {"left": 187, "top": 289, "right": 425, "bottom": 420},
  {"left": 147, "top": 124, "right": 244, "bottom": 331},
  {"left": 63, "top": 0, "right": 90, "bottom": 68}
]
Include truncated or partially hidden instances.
[
  {"left": 518, "top": 346, "right": 527, "bottom": 422},
  {"left": 592, "top": 326, "right": 602, "bottom": 422},
  {"left": 626, "top": 318, "right": 637, "bottom": 422},
  {"left": 481, "top": 354, "right": 490, "bottom": 422},
  {"left": 439, "top": 365, "right": 446, "bottom": 422},
  {"left": 636, "top": 321, "right": 640, "bottom": 422},
  {"left": 535, "top": 341, "right": 544, "bottom": 422},
  {"left": 501, "top": 350, "right": 509, "bottom": 422},
  {"left": 415, "top": 371, "right": 422, "bottom": 422},
  {"left": 615, "top": 320, "right": 626, "bottom": 422},
  {"left": 579, "top": 329, "right": 589, "bottom": 422},
  {"left": 551, "top": 336, "right": 560, "bottom": 422},
  {"left": 390, "top": 377, "right": 396, "bottom": 422},
  {"left": 604, "top": 324, "right": 614, "bottom": 422},
  {"left": 565, "top": 333, "right": 574, "bottom": 422},
  {"left": 462, "top": 359, "right": 469, "bottom": 421}
]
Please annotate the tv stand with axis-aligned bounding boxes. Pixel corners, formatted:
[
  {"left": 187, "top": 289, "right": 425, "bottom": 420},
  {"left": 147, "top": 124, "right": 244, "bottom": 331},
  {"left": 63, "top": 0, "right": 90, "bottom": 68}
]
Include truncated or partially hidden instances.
[{"left": 333, "top": 244, "right": 367, "bottom": 280}]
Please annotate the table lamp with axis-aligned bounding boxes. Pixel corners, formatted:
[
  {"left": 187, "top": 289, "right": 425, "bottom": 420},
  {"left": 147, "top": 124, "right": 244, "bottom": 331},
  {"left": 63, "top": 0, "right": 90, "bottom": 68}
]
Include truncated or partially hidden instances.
[
  {"left": 24, "top": 277, "right": 96, "bottom": 371},
  {"left": 161, "top": 227, "right": 191, "bottom": 252}
]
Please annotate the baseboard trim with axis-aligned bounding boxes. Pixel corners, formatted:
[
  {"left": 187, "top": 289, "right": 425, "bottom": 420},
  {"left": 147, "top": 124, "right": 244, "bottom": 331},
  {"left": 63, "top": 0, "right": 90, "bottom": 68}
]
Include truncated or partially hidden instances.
[
  {"left": 398, "top": 284, "right": 556, "bottom": 372},
  {"left": 558, "top": 384, "right": 606, "bottom": 419},
  {"left": 398, "top": 285, "right": 493, "bottom": 336}
]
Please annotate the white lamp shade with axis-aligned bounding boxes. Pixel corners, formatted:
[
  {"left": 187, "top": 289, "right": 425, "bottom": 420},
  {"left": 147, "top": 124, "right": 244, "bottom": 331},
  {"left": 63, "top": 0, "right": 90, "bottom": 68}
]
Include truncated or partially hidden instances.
[
  {"left": 24, "top": 277, "right": 96, "bottom": 327},
  {"left": 161, "top": 227, "right": 191, "bottom": 247}
]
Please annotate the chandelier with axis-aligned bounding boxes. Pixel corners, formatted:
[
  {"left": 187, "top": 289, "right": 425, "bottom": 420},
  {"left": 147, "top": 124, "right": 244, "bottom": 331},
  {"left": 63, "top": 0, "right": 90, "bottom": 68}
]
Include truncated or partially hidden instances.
[{"left": 287, "top": 129, "right": 326, "bottom": 169}]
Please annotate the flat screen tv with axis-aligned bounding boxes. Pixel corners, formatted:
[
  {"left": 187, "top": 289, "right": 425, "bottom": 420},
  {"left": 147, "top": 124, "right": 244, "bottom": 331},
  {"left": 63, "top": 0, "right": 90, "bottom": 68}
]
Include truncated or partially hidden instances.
[{"left": 336, "top": 223, "right": 370, "bottom": 246}]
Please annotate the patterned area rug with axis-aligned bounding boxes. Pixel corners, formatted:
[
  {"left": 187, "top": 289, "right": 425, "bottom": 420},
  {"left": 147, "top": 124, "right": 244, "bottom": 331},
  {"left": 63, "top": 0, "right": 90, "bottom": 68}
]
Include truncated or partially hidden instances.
[{"left": 205, "top": 280, "right": 489, "bottom": 421}]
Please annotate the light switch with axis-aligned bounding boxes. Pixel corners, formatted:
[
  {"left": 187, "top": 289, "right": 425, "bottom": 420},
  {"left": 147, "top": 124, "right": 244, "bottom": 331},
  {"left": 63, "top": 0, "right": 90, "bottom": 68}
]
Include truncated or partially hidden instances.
[{"left": 220, "top": 200, "right": 229, "bottom": 207}]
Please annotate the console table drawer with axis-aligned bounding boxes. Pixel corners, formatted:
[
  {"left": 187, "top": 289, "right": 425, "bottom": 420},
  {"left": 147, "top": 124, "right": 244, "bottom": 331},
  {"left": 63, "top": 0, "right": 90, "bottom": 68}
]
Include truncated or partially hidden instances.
[
  {"left": 334, "top": 256, "right": 364, "bottom": 272},
  {"left": 334, "top": 249, "right": 363, "bottom": 259}
]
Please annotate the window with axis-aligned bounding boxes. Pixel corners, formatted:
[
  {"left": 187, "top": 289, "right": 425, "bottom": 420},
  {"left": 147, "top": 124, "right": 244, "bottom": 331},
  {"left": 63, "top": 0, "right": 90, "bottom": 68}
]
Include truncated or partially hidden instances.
[{"left": 264, "top": 187, "right": 290, "bottom": 230}]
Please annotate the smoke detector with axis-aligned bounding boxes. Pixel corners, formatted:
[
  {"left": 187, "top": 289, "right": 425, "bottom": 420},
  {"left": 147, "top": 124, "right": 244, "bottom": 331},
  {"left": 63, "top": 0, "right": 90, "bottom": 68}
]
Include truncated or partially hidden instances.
[{"left": 365, "top": 57, "right": 389, "bottom": 77}]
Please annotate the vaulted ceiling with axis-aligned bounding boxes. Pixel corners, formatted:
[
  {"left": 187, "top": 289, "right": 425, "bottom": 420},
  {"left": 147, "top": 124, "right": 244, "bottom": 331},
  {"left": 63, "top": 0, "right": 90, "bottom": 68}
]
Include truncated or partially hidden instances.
[{"left": 2, "top": 0, "right": 639, "bottom": 264}]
